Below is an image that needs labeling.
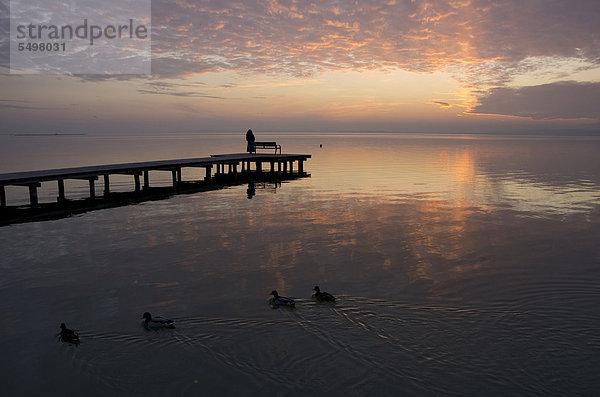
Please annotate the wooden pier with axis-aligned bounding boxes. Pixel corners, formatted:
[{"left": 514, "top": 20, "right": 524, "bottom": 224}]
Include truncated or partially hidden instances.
[{"left": 0, "top": 153, "right": 310, "bottom": 209}]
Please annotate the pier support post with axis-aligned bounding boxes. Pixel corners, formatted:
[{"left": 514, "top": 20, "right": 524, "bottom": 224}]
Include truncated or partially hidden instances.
[
  {"left": 204, "top": 166, "right": 212, "bottom": 181},
  {"left": 289, "top": 160, "right": 294, "bottom": 174},
  {"left": 298, "top": 159, "right": 304, "bottom": 175},
  {"left": 1, "top": 185, "right": 6, "bottom": 207},
  {"left": 171, "top": 168, "right": 182, "bottom": 186},
  {"left": 283, "top": 161, "right": 288, "bottom": 174},
  {"left": 270, "top": 161, "right": 275, "bottom": 173},
  {"left": 134, "top": 173, "right": 141, "bottom": 192},
  {"left": 57, "top": 179, "right": 66, "bottom": 202},
  {"left": 28, "top": 183, "right": 41, "bottom": 208},
  {"left": 88, "top": 178, "right": 96, "bottom": 199},
  {"left": 256, "top": 161, "right": 262, "bottom": 173},
  {"left": 104, "top": 174, "right": 110, "bottom": 196},
  {"left": 143, "top": 170, "right": 150, "bottom": 190}
]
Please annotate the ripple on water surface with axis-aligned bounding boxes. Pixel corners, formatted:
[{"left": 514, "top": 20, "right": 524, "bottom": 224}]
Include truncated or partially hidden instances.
[{"left": 44, "top": 290, "right": 599, "bottom": 396}]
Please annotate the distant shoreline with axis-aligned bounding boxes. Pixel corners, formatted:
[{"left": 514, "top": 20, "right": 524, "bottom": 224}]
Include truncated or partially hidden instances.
[
  {"left": 12, "top": 133, "right": 87, "bottom": 136},
  {"left": 2, "top": 130, "right": 599, "bottom": 137}
]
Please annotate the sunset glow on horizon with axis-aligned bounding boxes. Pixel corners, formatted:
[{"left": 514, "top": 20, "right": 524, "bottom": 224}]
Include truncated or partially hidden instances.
[{"left": 1, "top": 0, "right": 599, "bottom": 134}]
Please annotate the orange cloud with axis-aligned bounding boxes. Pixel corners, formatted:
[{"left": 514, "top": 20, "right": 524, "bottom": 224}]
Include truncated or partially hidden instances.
[{"left": 148, "top": 0, "right": 599, "bottom": 94}]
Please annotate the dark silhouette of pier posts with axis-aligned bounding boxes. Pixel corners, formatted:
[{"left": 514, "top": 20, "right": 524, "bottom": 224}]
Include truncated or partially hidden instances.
[
  {"left": 87, "top": 177, "right": 97, "bottom": 199},
  {"left": 57, "top": 179, "right": 66, "bottom": 202},
  {"left": 28, "top": 183, "right": 40, "bottom": 207},
  {"left": 103, "top": 174, "right": 110, "bottom": 196},
  {"left": 133, "top": 172, "right": 141, "bottom": 192},
  {"left": 0, "top": 153, "right": 310, "bottom": 211},
  {"left": 229, "top": 162, "right": 238, "bottom": 175},
  {"left": 171, "top": 168, "right": 182, "bottom": 186}
]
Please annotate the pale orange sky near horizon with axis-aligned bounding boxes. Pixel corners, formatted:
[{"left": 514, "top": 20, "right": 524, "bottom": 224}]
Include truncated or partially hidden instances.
[{"left": 1, "top": 0, "right": 599, "bottom": 134}]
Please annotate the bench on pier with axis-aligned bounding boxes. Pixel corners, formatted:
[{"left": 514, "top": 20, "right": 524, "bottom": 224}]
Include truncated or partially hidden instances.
[{"left": 253, "top": 142, "right": 281, "bottom": 154}]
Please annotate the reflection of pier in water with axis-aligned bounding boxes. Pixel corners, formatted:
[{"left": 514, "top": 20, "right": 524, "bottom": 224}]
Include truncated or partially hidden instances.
[
  {"left": 0, "top": 153, "right": 310, "bottom": 225},
  {"left": 246, "top": 180, "right": 282, "bottom": 199}
]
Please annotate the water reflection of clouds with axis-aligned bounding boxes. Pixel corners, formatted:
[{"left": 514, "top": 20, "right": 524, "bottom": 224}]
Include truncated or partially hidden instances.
[
  {"left": 3, "top": 134, "right": 599, "bottom": 296},
  {"left": 271, "top": 135, "right": 600, "bottom": 293},
  {"left": 487, "top": 179, "right": 600, "bottom": 215},
  {"left": 280, "top": 185, "right": 597, "bottom": 300},
  {"left": 309, "top": 134, "right": 600, "bottom": 216}
]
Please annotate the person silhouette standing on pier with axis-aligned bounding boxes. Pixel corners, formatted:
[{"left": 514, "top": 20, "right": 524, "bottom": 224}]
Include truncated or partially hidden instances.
[{"left": 246, "top": 129, "right": 255, "bottom": 153}]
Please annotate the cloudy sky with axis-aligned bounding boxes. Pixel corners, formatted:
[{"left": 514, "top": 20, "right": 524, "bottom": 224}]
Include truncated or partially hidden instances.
[{"left": 1, "top": 0, "right": 599, "bottom": 134}]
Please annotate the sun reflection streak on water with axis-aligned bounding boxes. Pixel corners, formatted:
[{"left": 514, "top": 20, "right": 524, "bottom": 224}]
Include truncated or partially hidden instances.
[{"left": 304, "top": 134, "right": 600, "bottom": 216}]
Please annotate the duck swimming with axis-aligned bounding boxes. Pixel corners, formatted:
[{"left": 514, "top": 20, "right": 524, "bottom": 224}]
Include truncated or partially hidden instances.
[
  {"left": 142, "top": 312, "right": 175, "bottom": 328},
  {"left": 313, "top": 286, "right": 335, "bottom": 302},
  {"left": 60, "top": 323, "right": 80, "bottom": 343},
  {"left": 270, "top": 290, "right": 295, "bottom": 307}
]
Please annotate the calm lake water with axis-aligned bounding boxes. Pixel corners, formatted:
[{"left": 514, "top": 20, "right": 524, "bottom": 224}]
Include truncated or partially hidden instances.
[{"left": 1, "top": 133, "right": 600, "bottom": 396}]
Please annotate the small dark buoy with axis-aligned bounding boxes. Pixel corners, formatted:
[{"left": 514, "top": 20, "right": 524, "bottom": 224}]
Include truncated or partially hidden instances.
[
  {"left": 60, "top": 323, "right": 80, "bottom": 343},
  {"left": 319, "top": 144, "right": 322, "bottom": 148}
]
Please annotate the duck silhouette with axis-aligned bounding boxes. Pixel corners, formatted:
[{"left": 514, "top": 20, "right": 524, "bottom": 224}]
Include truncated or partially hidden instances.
[
  {"left": 313, "top": 286, "right": 335, "bottom": 302},
  {"left": 142, "top": 312, "right": 175, "bottom": 328},
  {"left": 269, "top": 290, "right": 295, "bottom": 307},
  {"left": 60, "top": 323, "right": 80, "bottom": 343}
]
